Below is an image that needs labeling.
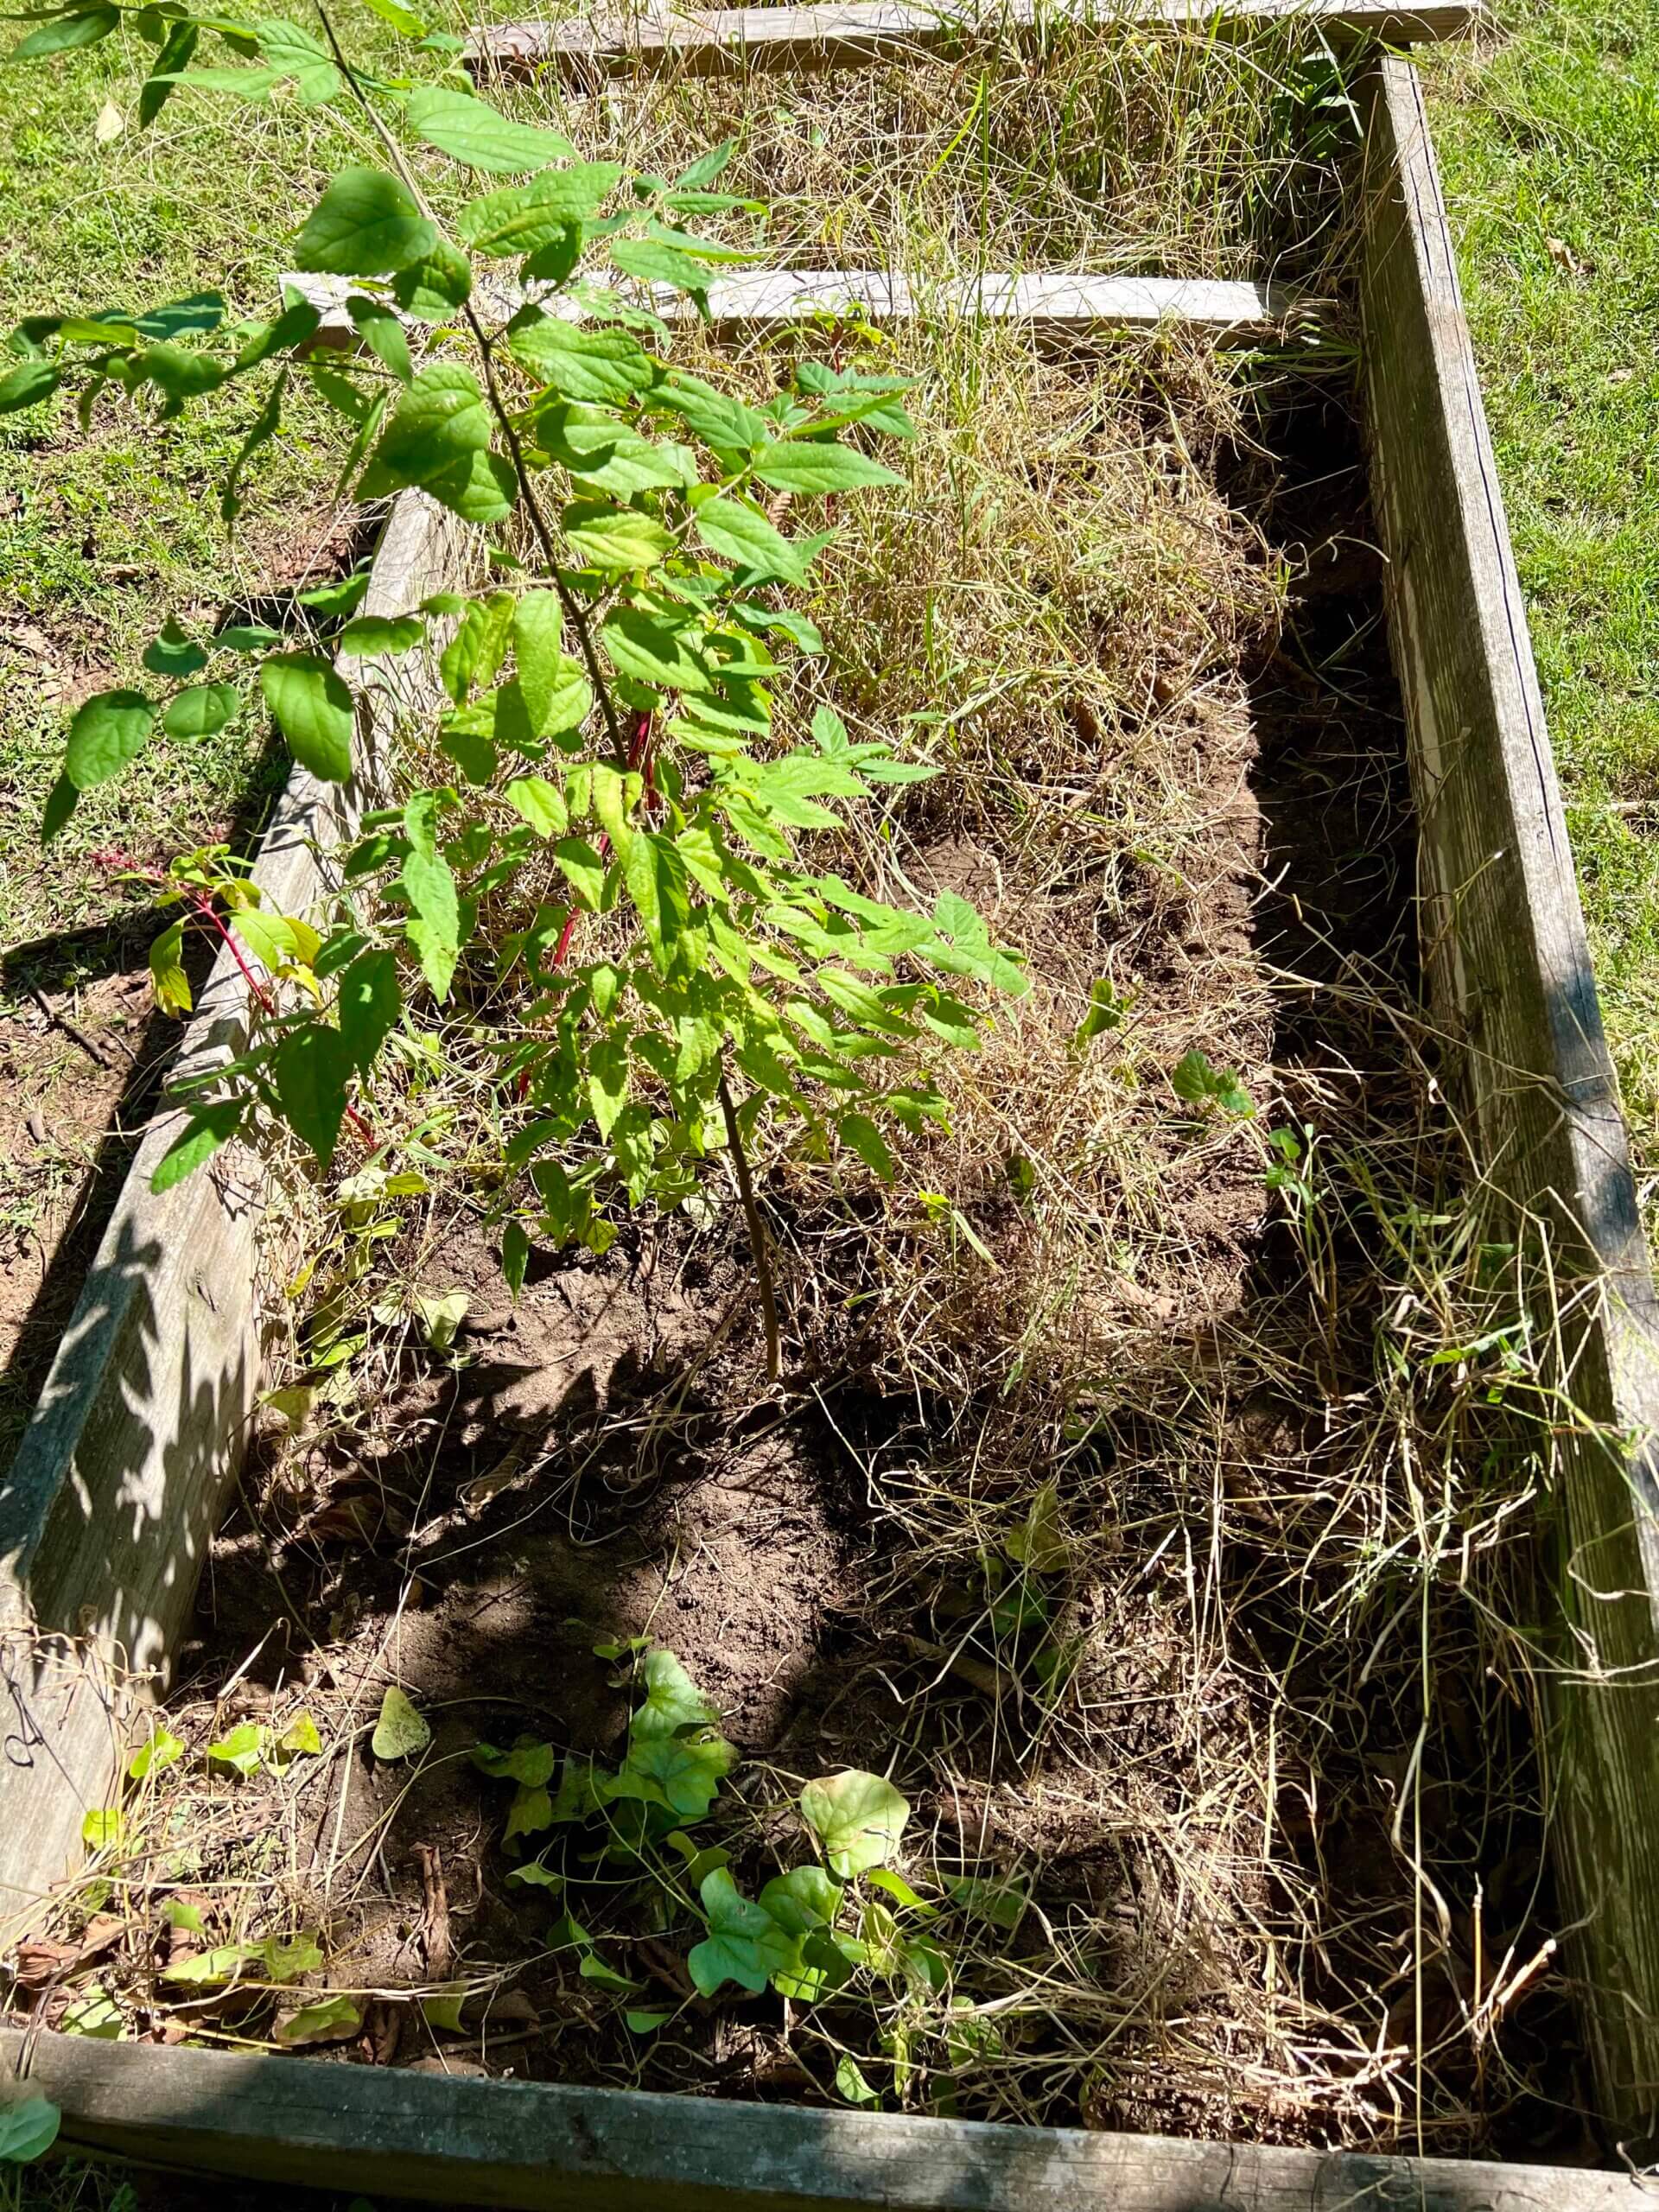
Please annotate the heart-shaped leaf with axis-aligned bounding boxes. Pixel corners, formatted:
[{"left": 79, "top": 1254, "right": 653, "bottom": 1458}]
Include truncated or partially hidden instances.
[
  {"left": 687, "top": 1869, "right": 796, "bottom": 1997},
  {"left": 0, "top": 2095, "right": 60, "bottom": 2165},
  {"left": 372, "top": 1685, "right": 430, "bottom": 1762},
  {"left": 273, "top": 1993, "right": 362, "bottom": 2045},
  {"left": 800, "top": 1769, "right": 910, "bottom": 1877}
]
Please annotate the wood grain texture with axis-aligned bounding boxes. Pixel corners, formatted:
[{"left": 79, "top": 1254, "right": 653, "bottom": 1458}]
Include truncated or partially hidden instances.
[
  {"left": 0, "top": 2028, "right": 1646, "bottom": 2210},
  {"left": 1361, "top": 56, "right": 1659, "bottom": 2139},
  {"left": 469, "top": 0, "right": 1486, "bottom": 75},
  {"left": 287, "top": 265, "right": 1306, "bottom": 340},
  {"left": 0, "top": 492, "right": 466, "bottom": 1937}
]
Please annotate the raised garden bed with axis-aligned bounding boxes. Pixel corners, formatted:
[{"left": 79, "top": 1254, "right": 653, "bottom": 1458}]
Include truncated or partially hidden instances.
[{"left": 3, "top": 17, "right": 1658, "bottom": 2208}]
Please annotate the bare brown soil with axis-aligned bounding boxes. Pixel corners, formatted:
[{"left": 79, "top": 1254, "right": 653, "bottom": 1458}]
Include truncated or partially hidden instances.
[{"left": 3, "top": 375, "right": 1580, "bottom": 2170}]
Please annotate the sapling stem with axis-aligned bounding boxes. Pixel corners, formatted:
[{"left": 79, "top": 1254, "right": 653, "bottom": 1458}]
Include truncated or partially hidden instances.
[
  {"left": 718, "top": 1069, "right": 780, "bottom": 1386},
  {"left": 312, "top": 3, "right": 631, "bottom": 774}
]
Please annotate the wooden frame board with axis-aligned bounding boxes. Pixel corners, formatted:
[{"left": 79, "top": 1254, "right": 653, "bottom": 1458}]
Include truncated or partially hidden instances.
[
  {"left": 287, "top": 265, "right": 1310, "bottom": 343},
  {"left": 1358, "top": 54, "right": 1659, "bottom": 2141},
  {"left": 0, "top": 492, "right": 467, "bottom": 1938},
  {"left": 4, "top": 39, "right": 1657, "bottom": 2212},
  {"left": 1, "top": 2027, "right": 1649, "bottom": 2209},
  {"left": 467, "top": 0, "right": 1487, "bottom": 76}
]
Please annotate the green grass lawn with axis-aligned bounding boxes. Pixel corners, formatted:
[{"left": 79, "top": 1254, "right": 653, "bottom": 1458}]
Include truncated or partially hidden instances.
[{"left": 1424, "top": 0, "right": 1659, "bottom": 1214}]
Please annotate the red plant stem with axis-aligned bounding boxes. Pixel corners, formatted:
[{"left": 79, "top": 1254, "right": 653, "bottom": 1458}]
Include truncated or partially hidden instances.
[{"left": 193, "top": 895, "right": 274, "bottom": 1015}]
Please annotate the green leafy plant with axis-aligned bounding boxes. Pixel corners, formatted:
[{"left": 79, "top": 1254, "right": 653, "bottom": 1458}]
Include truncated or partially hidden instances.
[
  {"left": 1170, "top": 1047, "right": 1254, "bottom": 1119},
  {"left": 7, "top": 5, "right": 1027, "bottom": 1371},
  {"left": 470, "top": 1641, "right": 961, "bottom": 2084},
  {"left": 0, "top": 2097, "right": 60, "bottom": 2167}
]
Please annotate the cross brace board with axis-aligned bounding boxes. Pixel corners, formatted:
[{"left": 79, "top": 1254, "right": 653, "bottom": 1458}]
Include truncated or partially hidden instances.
[
  {"left": 285, "top": 266, "right": 1310, "bottom": 343},
  {"left": 468, "top": 0, "right": 1486, "bottom": 75}
]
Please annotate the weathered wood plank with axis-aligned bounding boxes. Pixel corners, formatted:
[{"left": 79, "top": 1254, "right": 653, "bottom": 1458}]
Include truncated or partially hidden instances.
[
  {"left": 287, "top": 265, "right": 1307, "bottom": 341},
  {"left": 0, "top": 492, "right": 467, "bottom": 1938},
  {"left": 469, "top": 0, "right": 1486, "bottom": 76},
  {"left": 0, "top": 2028, "right": 1645, "bottom": 2209},
  {"left": 1360, "top": 55, "right": 1659, "bottom": 2141}
]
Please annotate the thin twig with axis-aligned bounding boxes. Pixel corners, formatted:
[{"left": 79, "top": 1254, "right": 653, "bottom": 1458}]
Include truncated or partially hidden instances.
[
  {"left": 717, "top": 1067, "right": 780, "bottom": 1385},
  {"left": 25, "top": 983, "right": 114, "bottom": 1070},
  {"left": 312, "top": 0, "right": 629, "bottom": 771}
]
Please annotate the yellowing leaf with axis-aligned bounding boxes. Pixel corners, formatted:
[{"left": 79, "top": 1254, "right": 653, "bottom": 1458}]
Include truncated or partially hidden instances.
[{"left": 372, "top": 1685, "right": 430, "bottom": 1762}]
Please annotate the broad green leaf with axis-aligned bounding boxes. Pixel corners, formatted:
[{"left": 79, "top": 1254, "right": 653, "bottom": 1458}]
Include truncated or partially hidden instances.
[
  {"left": 138, "top": 16, "right": 197, "bottom": 124},
  {"left": 838, "top": 1112, "right": 894, "bottom": 1179},
  {"left": 752, "top": 439, "right": 904, "bottom": 496},
  {"left": 261, "top": 1933, "right": 325, "bottom": 1983},
  {"left": 162, "top": 682, "right": 241, "bottom": 740},
  {"left": 372, "top": 1685, "right": 430, "bottom": 1761},
  {"left": 625, "top": 832, "right": 691, "bottom": 976},
  {"left": 625, "top": 2008, "right": 671, "bottom": 2034},
  {"left": 602, "top": 607, "right": 709, "bottom": 693},
  {"left": 505, "top": 774, "right": 567, "bottom": 837},
  {"left": 0, "top": 359, "right": 60, "bottom": 414},
  {"left": 347, "top": 295, "right": 412, "bottom": 382},
  {"left": 402, "top": 846, "right": 460, "bottom": 950},
  {"left": 128, "top": 1724, "right": 186, "bottom": 1780},
  {"left": 688, "top": 1870, "right": 796, "bottom": 1996},
  {"left": 261, "top": 653, "right": 354, "bottom": 782},
  {"left": 339, "top": 613, "right": 423, "bottom": 657},
  {"left": 58, "top": 1988, "right": 123, "bottom": 2037},
  {"left": 553, "top": 836, "right": 607, "bottom": 909},
  {"left": 149, "top": 918, "right": 191, "bottom": 1015},
  {"left": 80, "top": 1807, "right": 124, "bottom": 1851},
  {"left": 425, "top": 445, "right": 517, "bottom": 524},
  {"left": 13, "top": 8, "right": 118, "bottom": 57},
  {"left": 66, "top": 690, "right": 156, "bottom": 790},
  {"left": 279, "top": 1712, "right": 323, "bottom": 1757},
  {"left": 254, "top": 17, "right": 340, "bottom": 103},
  {"left": 608, "top": 1731, "right": 734, "bottom": 1821},
  {"left": 693, "top": 495, "right": 809, "bottom": 584},
  {"left": 404, "top": 85, "right": 574, "bottom": 172},
  {"left": 836, "top": 2055, "right": 881, "bottom": 2106},
  {"left": 472, "top": 1737, "right": 556, "bottom": 1785},
  {"left": 162, "top": 1943, "right": 264, "bottom": 1986},
  {"left": 587, "top": 1033, "right": 630, "bottom": 1140},
  {"left": 611, "top": 236, "right": 710, "bottom": 295},
  {"left": 0, "top": 2097, "right": 60, "bottom": 2164},
  {"left": 363, "top": 362, "right": 491, "bottom": 490},
  {"left": 800, "top": 1769, "right": 910, "bottom": 1876},
  {"left": 925, "top": 889, "right": 1028, "bottom": 995},
  {"left": 530, "top": 404, "right": 686, "bottom": 496},
  {"left": 563, "top": 500, "right": 674, "bottom": 572},
  {"left": 143, "top": 619, "right": 207, "bottom": 678},
  {"left": 272, "top": 1024, "right": 356, "bottom": 1169},
  {"left": 758, "top": 1865, "right": 841, "bottom": 1935},
  {"left": 295, "top": 167, "right": 435, "bottom": 278},
  {"left": 512, "top": 589, "right": 582, "bottom": 735},
  {"left": 506, "top": 313, "right": 656, "bottom": 404},
  {"left": 150, "top": 1101, "right": 243, "bottom": 1192},
  {"left": 337, "top": 947, "right": 401, "bottom": 1072},
  {"left": 391, "top": 238, "right": 473, "bottom": 321},
  {"left": 273, "top": 1994, "right": 362, "bottom": 2045},
  {"left": 502, "top": 1217, "right": 530, "bottom": 1297},
  {"left": 505, "top": 1783, "right": 553, "bottom": 1840},
  {"left": 458, "top": 166, "right": 623, "bottom": 255},
  {"left": 631, "top": 1645, "right": 716, "bottom": 1739},
  {"left": 579, "top": 1950, "right": 640, "bottom": 1994},
  {"left": 207, "top": 1720, "right": 268, "bottom": 1774},
  {"left": 645, "top": 371, "right": 765, "bottom": 453},
  {"left": 442, "top": 589, "right": 516, "bottom": 704},
  {"left": 421, "top": 1985, "right": 467, "bottom": 2031},
  {"left": 41, "top": 771, "right": 78, "bottom": 843}
]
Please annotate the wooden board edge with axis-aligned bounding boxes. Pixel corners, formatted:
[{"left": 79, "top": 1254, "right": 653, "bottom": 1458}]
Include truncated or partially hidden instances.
[
  {"left": 0, "top": 2027, "right": 1647, "bottom": 2209},
  {"left": 467, "top": 0, "right": 1490, "bottom": 75},
  {"left": 1358, "top": 54, "right": 1659, "bottom": 2145},
  {"left": 286, "top": 264, "right": 1313, "bottom": 341},
  {"left": 0, "top": 490, "right": 467, "bottom": 1936}
]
